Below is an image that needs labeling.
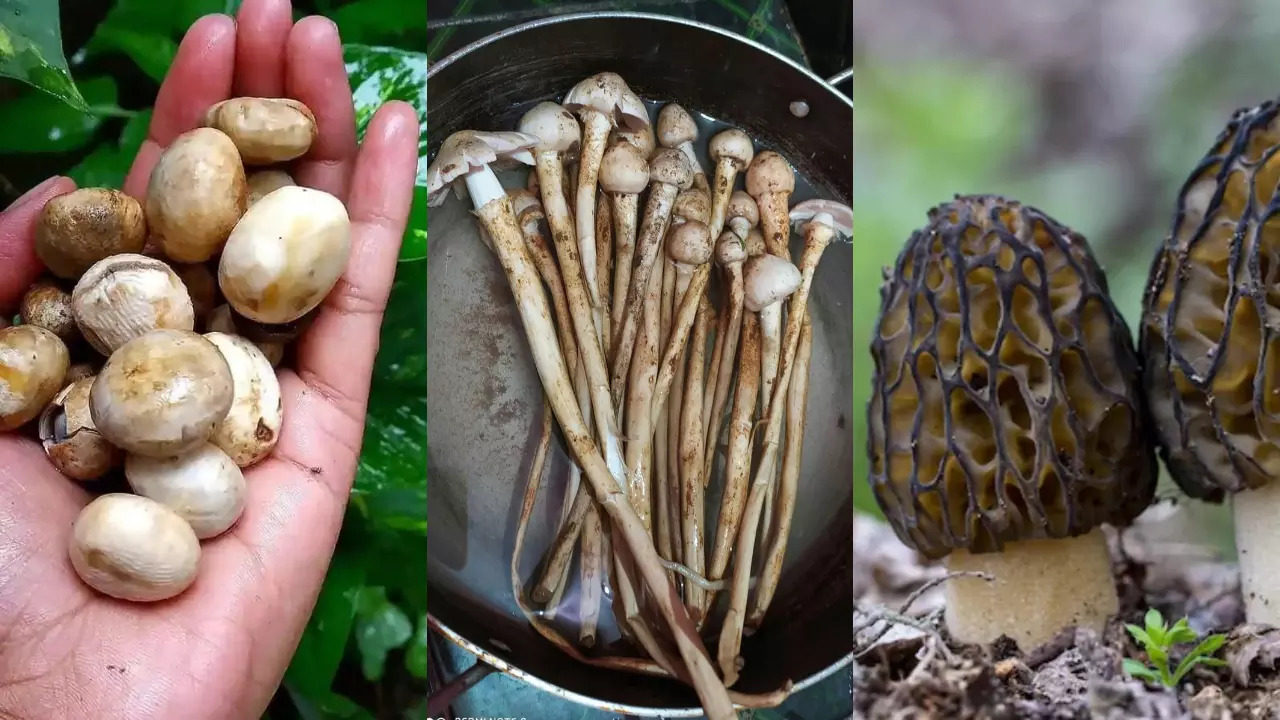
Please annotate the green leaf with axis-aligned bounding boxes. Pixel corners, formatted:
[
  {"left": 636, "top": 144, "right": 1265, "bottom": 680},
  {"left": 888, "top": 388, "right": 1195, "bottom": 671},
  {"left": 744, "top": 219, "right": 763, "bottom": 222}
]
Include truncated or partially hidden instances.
[
  {"left": 1121, "top": 658, "right": 1162, "bottom": 685},
  {"left": 331, "top": 0, "right": 427, "bottom": 47},
  {"left": 90, "top": 28, "right": 177, "bottom": 84},
  {"left": 85, "top": 0, "right": 225, "bottom": 81},
  {"left": 0, "top": 76, "right": 118, "bottom": 153},
  {"left": 284, "top": 543, "right": 368, "bottom": 697},
  {"left": 1125, "top": 624, "right": 1154, "bottom": 649},
  {"left": 66, "top": 109, "right": 151, "bottom": 189},
  {"left": 1144, "top": 608, "right": 1166, "bottom": 645},
  {"left": 285, "top": 684, "right": 377, "bottom": 720},
  {"left": 404, "top": 614, "right": 428, "bottom": 679},
  {"left": 0, "top": 0, "right": 86, "bottom": 109},
  {"left": 353, "top": 586, "right": 413, "bottom": 682}
]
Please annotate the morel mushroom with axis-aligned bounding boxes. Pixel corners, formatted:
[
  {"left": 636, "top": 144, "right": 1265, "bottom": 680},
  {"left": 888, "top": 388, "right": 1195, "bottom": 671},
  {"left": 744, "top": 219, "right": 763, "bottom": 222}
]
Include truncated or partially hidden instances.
[
  {"left": 1139, "top": 97, "right": 1280, "bottom": 626},
  {"left": 867, "top": 194, "right": 1154, "bottom": 650}
]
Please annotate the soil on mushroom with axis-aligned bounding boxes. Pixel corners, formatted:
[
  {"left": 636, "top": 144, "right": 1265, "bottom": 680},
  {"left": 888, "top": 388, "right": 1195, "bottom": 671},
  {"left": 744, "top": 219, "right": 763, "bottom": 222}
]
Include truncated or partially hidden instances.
[{"left": 852, "top": 506, "right": 1280, "bottom": 719}]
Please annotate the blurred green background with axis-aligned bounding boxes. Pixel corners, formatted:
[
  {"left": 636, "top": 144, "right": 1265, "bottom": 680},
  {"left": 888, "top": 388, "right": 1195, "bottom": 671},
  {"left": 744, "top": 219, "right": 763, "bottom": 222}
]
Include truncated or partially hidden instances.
[
  {"left": 1, "top": 1, "right": 427, "bottom": 718},
  {"left": 850, "top": 0, "right": 1280, "bottom": 547}
]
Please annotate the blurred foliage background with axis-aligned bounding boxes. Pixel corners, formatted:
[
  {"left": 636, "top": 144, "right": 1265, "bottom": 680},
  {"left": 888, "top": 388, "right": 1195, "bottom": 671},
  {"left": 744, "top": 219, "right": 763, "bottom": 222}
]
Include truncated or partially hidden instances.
[
  {"left": 1, "top": 0, "right": 428, "bottom": 718},
  {"left": 851, "top": 0, "right": 1280, "bottom": 549}
]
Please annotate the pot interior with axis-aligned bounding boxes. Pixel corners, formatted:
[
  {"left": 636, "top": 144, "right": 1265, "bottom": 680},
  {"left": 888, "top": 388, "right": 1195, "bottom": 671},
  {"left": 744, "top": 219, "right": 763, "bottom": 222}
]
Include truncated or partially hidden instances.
[{"left": 426, "top": 12, "right": 853, "bottom": 714}]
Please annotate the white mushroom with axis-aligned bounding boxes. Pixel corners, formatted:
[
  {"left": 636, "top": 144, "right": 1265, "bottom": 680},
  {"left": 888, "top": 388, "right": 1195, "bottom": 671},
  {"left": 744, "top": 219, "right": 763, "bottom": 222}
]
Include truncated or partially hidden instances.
[
  {"left": 657, "top": 103, "right": 709, "bottom": 194},
  {"left": 707, "top": 129, "right": 755, "bottom": 240},
  {"left": 203, "top": 332, "right": 282, "bottom": 467},
  {"left": 69, "top": 493, "right": 201, "bottom": 602},
  {"left": 599, "top": 141, "right": 650, "bottom": 342},
  {"left": 125, "top": 442, "right": 246, "bottom": 539},
  {"left": 72, "top": 254, "right": 196, "bottom": 355}
]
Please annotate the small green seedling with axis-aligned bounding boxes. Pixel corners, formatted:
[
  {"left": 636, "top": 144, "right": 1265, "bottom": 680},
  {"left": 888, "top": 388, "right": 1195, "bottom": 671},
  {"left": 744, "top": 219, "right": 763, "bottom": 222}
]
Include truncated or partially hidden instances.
[{"left": 1122, "top": 608, "right": 1226, "bottom": 687}]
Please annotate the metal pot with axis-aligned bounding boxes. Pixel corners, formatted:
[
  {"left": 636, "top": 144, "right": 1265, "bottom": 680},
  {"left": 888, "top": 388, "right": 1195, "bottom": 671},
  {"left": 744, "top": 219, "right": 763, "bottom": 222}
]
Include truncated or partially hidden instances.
[{"left": 426, "top": 11, "right": 853, "bottom": 716}]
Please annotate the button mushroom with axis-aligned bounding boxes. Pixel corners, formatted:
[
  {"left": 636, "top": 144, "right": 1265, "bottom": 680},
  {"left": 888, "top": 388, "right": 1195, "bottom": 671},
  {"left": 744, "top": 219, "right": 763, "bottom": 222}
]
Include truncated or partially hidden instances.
[
  {"left": 20, "top": 279, "right": 78, "bottom": 345},
  {"left": 35, "top": 187, "right": 147, "bottom": 280},
  {"left": 203, "top": 331, "right": 282, "bottom": 467},
  {"left": 90, "top": 329, "right": 234, "bottom": 457},
  {"left": 245, "top": 169, "right": 296, "bottom": 207},
  {"left": 745, "top": 150, "right": 796, "bottom": 262},
  {"left": 867, "top": 195, "right": 1153, "bottom": 650},
  {"left": 72, "top": 254, "right": 196, "bottom": 355},
  {"left": 126, "top": 442, "right": 247, "bottom": 539},
  {"left": 218, "top": 185, "right": 351, "bottom": 324},
  {"left": 202, "top": 97, "right": 317, "bottom": 165},
  {"left": 146, "top": 127, "right": 248, "bottom": 263},
  {"left": 657, "top": 103, "right": 709, "bottom": 194},
  {"left": 0, "top": 325, "right": 70, "bottom": 431},
  {"left": 69, "top": 493, "right": 200, "bottom": 602},
  {"left": 40, "top": 376, "right": 122, "bottom": 481}
]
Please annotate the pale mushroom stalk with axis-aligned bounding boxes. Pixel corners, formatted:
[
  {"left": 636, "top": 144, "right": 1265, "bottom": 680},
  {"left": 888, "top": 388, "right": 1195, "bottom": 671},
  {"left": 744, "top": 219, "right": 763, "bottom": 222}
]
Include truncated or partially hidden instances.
[
  {"left": 625, "top": 253, "right": 665, "bottom": 532},
  {"left": 600, "top": 141, "right": 650, "bottom": 352},
  {"left": 658, "top": 103, "right": 709, "bottom": 194},
  {"left": 680, "top": 298, "right": 712, "bottom": 617},
  {"left": 654, "top": 257, "right": 676, "bottom": 570},
  {"left": 579, "top": 504, "right": 604, "bottom": 647},
  {"left": 543, "top": 358, "right": 593, "bottom": 611},
  {"left": 702, "top": 313, "right": 762, "bottom": 619},
  {"left": 703, "top": 231, "right": 749, "bottom": 483},
  {"left": 429, "top": 132, "right": 734, "bottom": 720},
  {"left": 700, "top": 302, "right": 728, "bottom": 485},
  {"left": 519, "top": 104, "right": 628, "bottom": 485},
  {"left": 747, "top": 151, "right": 796, "bottom": 411},
  {"left": 720, "top": 212, "right": 842, "bottom": 683},
  {"left": 564, "top": 73, "right": 650, "bottom": 328},
  {"left": 610, "top": 149, "right": 693, "bottom": 406},
  {"left": 706, "top": 129, "right": 754, "bottom": 241},
  {"left": 746, "top": 313, "right": 812, "bottom": 628},
  {"left": 595, "top": 190, "right": 613, "bottom": 356},
  {"left": 665, "top": 264, "right": 686, "bottom": 568}
]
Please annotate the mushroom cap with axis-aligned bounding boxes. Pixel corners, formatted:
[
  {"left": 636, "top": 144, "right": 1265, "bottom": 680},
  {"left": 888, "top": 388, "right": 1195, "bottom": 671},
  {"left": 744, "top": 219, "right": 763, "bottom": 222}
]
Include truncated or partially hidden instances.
[
  {"left": 562, "top": 72, "right": 649, "bottom": 132},
  {"left": 744, "top": 227, "right": 766, "bottom": 256},
  {"left": 599, "top": 141, "right": 650, "bottom": 194},
  {"left": 518, "top": 101, "right": 581, "bottom": 155},
  {"left": 715, "top": 231, "right": 747, "bottom": 266},
  {"left": 613, "top": 123, "right": 656, "bottom": 159},
  {"left": 672, "top": 187, "right": 711, "bottom": 226},
  {"left": 657, "top": 103, "right": 698, "bottom": 148},
  {"left": 709, "top": 128, "right": 754, "bottom": 169},
  {"left": 742, "top": 254, "right": 801, "bottom": 312},
  {"left": 745, "top": 150, "right": 795, "bottom": 196},
  {"left": 667, "top": 221, "right": 713, "bottom": 266},
  {"left": 426, "top": 130, "right": 538, "bottom": 206},
  {"left": 727, "top": 190, "right": 760, "bottom": 228},
  {"left": 790, "top": 199, "right": 853, "bottom": 239},
  {"left": 649, "top": 148, "right": 693, "bottom": 189}
]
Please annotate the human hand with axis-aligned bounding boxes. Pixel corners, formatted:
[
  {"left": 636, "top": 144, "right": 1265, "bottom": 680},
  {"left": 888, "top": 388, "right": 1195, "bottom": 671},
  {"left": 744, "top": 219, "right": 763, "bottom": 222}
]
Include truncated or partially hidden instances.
[{"left": 0, "top": 0, "right": 419, "bottom": 718}]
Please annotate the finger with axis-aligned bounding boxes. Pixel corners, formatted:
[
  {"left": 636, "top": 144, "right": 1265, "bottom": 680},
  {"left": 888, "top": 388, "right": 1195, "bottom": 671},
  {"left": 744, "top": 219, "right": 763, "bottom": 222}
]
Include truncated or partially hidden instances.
[
  {"left": 0, "top": 176, "right": 76, "bottom": 311},
  {"left": 233, "top": 0, "right": 293, "bottom": 96},
  {"left": 286, "top": 16, "right": 359, "bottom": 200},
  {"left": 293, "top": 102, "right": 419, "bottom": 427},
  {"left": 123, "top": 15, "right": 237, "bottom": 199}
]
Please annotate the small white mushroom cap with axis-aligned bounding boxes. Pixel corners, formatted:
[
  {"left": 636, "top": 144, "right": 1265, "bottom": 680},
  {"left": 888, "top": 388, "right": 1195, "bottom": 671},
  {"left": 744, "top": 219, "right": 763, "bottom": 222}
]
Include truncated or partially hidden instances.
[
  {"left": 648, "top": 148, "right": 693, "bottom": 190},
  {"left": 727, "top": 190, "right": 760, "bottom": 230},
  {"left": 709, "top": 128, "right": 755, "bottom": 170},
  {"left": 204, "top": 332, "right": 282, "bottom": 468},
  {"left": 715, "top": 231, "right": 748, "bottom": 266},
  {"left": 789, "top": 199, "right": 853, "bottom": 239},
  {"left": 657, "top": 103, "right": 698, "bottom": 149},
  {"left": 518, "top": 102, "right": 581, "bottom": 155},
  {"left": 125, "top": 442, "right": 246, "bottom": 539},
  {"left": 745, "top": 150, "right": 795, "bottom": 196},
  {"left": 612, "top": 122, "right": 656, "bottom": 159},
  {"left": 562, "top": 72, "right": 649, "bottom": 131},
  {"left": 743, "top": 254, "right": 802, "bottom": 312},
  {"left": 68, "top": 493, "right": 201, "bottom": 602},
  {"left": 668, "top": 221, "right": 713, "bottom": 266},
  {"left": 426, "top": 130, "right": 539, "bottom": 207},
  {"left": 744, "top": 227, "right": 766, "bottom": 256},
  {"left": 599, "top": 141, "right": 650, "bottom": 195},
  {"left": 672, "top": 187, "right": 711, "bottom": 226}
]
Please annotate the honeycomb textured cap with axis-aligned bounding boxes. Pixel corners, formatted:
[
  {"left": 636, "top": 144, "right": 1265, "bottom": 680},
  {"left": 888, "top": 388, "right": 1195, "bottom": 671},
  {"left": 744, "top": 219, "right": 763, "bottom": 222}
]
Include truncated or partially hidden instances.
[
  {"left": 1140, "top": 98, "right": 1280, "bottom": 501},
  {"left": 867, "top": 194, "right": 1154, "bottom": 559}
]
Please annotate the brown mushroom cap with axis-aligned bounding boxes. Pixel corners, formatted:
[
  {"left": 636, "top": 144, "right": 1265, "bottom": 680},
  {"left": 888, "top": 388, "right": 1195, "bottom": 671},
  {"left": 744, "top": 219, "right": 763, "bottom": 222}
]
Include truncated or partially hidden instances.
[
  {"left": 672, "top": 187, "right": 711, "bottom": 226},
  {"left": 562, "top": 72, "right": 649, "bottom": 132},
  {"left": 426, "top": 130, "right": 538, "bottom": 207},
  {"left": 745, "top": 150, "right": 795, "bottom": 196},
  {"left": 742, "top": 254, "right": 801, "bottom": 312},
  {"left": 599, "top": 141, "right": 650, "bottom": 195},
  {"left": 868, "top": 194, "right": 1154, "bottom": 559},
  {"left": 667, "top": 221, "right": 713, "bottom": 266},
  {"left": 648, "top": 148, "right": 693, "bottom": 189},
  {"left": 715, "top": 231, "right": 747, "bottom": 266},
  {"left": 709, "top": 128, "right": 754, "bottom": 170},
  {"left": 517, "top": 101, "right": 582, "bottom": 155},
  {"left": 726, "top": 190, "right": 760, "bottom": 228},
  {"left": 657, "top": 103, "right": 698, "bottom": 148},
  {"left": 35, "top": 188, "right": 147, "bottom": 279},
  {"left": 612, "top": 123, "right": 656, "bottom": 159},
  {"left": 41, "top": 376, "right": 122, "bottom": 481}
]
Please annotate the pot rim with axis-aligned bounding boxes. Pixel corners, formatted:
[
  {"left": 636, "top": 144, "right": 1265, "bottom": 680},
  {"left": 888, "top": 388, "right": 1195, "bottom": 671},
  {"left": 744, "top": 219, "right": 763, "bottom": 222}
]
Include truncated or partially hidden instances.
[{"left": 427, "top": 10, "right": 853, "bottom": 716}]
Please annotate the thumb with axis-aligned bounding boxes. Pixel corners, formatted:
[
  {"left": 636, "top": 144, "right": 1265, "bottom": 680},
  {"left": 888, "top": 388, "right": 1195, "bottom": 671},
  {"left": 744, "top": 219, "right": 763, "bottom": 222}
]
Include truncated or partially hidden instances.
[{"left": 0, "top": 176, "right": 76, "bottom": 312}]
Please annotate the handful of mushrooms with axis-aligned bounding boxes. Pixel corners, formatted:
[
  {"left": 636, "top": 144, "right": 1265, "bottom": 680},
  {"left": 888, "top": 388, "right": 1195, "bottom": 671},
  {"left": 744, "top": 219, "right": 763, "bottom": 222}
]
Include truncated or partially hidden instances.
[
  {"left": 1, "top": 97, "right": 348, "bottom": 604},
  {"left": 426, "top": 72, "right": 851, "bottom": 716}
]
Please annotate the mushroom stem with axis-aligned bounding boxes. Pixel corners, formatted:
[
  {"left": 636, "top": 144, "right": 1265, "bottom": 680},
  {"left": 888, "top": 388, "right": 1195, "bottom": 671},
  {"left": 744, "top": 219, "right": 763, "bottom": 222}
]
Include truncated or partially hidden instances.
[
  {"left": 533, "top": 155, "right": 628, "bottom": 486},
  {"left": 579, "top": 504, "right": 604, "bottom": 647},
  {"left": 944, "top": 529, "right": 1118, "bottom": 649},
  {"left": 652, "top": 266, "right": 712, "bottom": 428},
  {"left": 757, "top": 191, "right": 792, "bottom": 263},
  {"left": 575, "top": 110, "right": 612, "bottom": 315},
  {"left": 666, "top": 269, "right": 687, "bottom": 568},
  {"left": 1233, "top": 481, "right": 1280, "bottom": 625},
  {"left": 680, "top": 298, "right": 711, "bottom": 618},
  {"left": 704, "top": 263, "right": 744, "bottom": 484},
  {"left": 759, "top": 303, "right": 783, "bottom": 414},
  {"left": 703, "top": 313, "right": 761, "bottom": 617},
  {"left": 655, "top": 258, "right": 675, "bottom": 571},
  {"left": 596, "top": 190, "right": 613, "bottom": 357},
  {"left": 625, "top": 251, "right": 665, "bottom": 532},
  {"left": 708, "top": 156, "right": 742, "bottom": 240},
  {"left": 701, "top": 297, "right": 728, "bottom": 465},
  {"left": 532, "top": 469, "right": 590, "bottom": 604},
  {"left": 746, "top": 313, "right": 811, "bottom": 628},
  {"left": 471, "top": 191, "right": 734, "bottom": 720},
  {"left": 610, "top": 192, "right": 640, "bottom": 351}
]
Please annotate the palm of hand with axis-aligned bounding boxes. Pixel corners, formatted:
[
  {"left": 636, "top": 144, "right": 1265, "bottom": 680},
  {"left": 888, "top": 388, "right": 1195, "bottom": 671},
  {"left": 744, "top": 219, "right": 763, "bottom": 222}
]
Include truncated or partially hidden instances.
[{"left": 0, "top": 2, "right": 418, "bottom": 718}]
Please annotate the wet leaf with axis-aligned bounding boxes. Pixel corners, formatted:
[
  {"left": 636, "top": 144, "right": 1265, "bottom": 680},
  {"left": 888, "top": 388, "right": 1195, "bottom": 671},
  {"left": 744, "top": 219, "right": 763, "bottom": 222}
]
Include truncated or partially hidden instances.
[
  {"left": 286, "top": 684, "right": 377, "bottom": 720},
  {"left": 1226, "top": 624, "right": 1280, "bottom": 687},
  {"left": 404, "top": 613, "right": 428, "bottom": 679},
  {"left": 285, "top": 542, "right": 367, "bottom": 696},
  {"left": 0, "top": 76, "right": 121, "bottom": 153},
  {"left": 85, "top": 0, "right": 225, "bottom": 83},
  {"left": 66, "top": 109, "right": 151, "bottom": 189},
  {"left": 0, "top": 0, "right": 86, "bottom": 109},
  {"left": 353, "top": 586, "right": 413, "bottom": 682}
]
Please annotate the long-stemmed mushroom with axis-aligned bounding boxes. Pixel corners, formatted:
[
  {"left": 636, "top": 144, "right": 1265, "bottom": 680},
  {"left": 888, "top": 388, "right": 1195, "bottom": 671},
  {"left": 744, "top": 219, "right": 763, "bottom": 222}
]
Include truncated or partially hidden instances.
[
  {"left": 518, "top": 102, "right": 628, "bottom": 484},
  {"left": 595, "top": 190, "right": 613, "bottom": 354},
  {"left": 706, "top": 129, "right": 754, "bottom": 240},
  {"left": 747, "top": 151, "right": 796, "bottom": 407},
  {"left": 657, "top": 103, "right": 709, "bottom": 194},
  {"left": 428, "top": 131, "right": 733, "bottom": 718},
  {"left": 599, "top": 141, "right": 650, "bottom": 350},
  {"left": 563, "top": 73, "right": 650, "bottom": 333},
  {"left": 580, "top": 504, "right": 604, "bottom": 647},
  {"left": 719, "top": 208, "right": 845, "bottom": 684},
  {"left": 681, "top": 297, "right": 713, "bottom": 618},
  {"left": 610, "top": 148, "right": 692, "bottom": 406},
  {"left": 625, "top": 243, "right": 666, "bottom": 534}
]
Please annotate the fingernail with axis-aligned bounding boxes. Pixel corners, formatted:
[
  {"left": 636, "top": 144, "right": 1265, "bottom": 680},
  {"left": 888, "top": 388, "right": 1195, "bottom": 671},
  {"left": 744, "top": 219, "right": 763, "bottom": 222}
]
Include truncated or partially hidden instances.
[{"left": 6, "top": 176, "right": 62, "bottom": 212}]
